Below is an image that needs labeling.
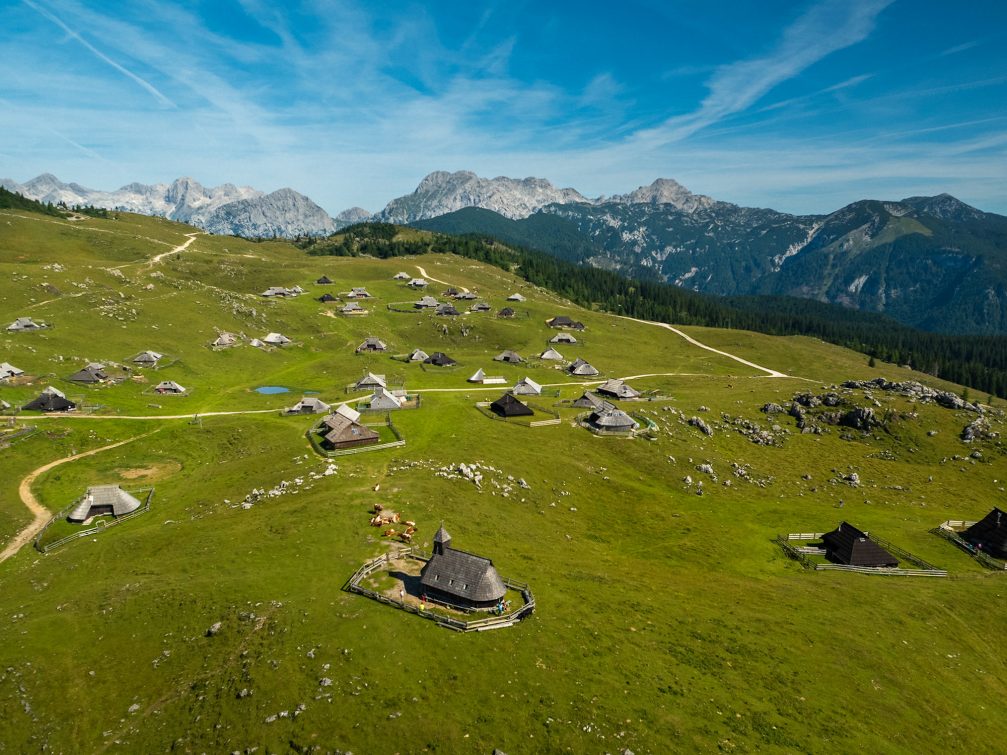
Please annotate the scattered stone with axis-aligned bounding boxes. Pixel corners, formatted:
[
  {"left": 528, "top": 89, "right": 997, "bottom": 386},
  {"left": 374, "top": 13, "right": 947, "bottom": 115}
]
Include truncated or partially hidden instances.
[{"left": 206, "top": 622, "right": 222, "bottom": 637}]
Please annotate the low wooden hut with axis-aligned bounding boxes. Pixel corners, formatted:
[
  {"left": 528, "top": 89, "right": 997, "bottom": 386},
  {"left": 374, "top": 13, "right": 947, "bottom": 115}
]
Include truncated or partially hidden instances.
[
  {"left": 356, "top": 337, "right": 387, "bottom": 353},
  {"left": 67, "top": 485, "right": 143, "bottom": 523},
  {"left": 497, "top": 307, "right": 516, "bottom": 319},
  {"left": 68, "top": 363, "right": 108, "bottom": 384},
  {"left": 424, "top": 352, "right": 456, "bottom": 367},
  {"left": 494, "top": 350, "right": 524, "bottom": 364},
  {"left": 596, "top": 379, "right": 641, "bottom": 399},
  {"left": 355, "top": 372, "right": 387, "bottom": 390},
  {"left": 316, "top": 275, "right": 333, "bottom": 285},
  {"left": 962, "top": 508, "right": 1007, "bottom": 559},
  {"left": 820, "top": 522, "right": 898, "bottom": 567},
  {"left": 568, "top": 358, "right": 599, "bottom": 376},
  {"left": 23, "top": 387, "right": 76, "bottom": 413},
  {"left": 408, "top": 348, "right": 430, "bottom": 362},
  {"left": 490, "top": 393, "right": 533, "bottom": 418},
  {"left": 154, "top": 380, "right": 186, "bottom": 394},
  {"left": 0, "top": 362, "right": 25, "bottom": 381},
  {"left": 288, "top": 396, "right": 331, "bottom": 415},
  {"left": 318, "top": 293, "right": 338, "bottom": 303},
  {"left": 320, "top": 413, "right": 380, "bottom": 450},
  {"left": 587, "top": 405, "right": 638, "bottom": 433}
]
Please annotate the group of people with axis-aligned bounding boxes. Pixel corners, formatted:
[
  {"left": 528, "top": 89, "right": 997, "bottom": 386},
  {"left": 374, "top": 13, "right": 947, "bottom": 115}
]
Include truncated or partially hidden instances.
[{"left": 494, "top": 599, "right": 512, "bottom": 615}]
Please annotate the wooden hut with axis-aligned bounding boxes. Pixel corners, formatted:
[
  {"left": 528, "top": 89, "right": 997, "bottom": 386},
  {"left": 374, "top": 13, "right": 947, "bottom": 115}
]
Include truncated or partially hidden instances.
[
  {"left": 67, "top": 485, "right": 143, "bottom": 523},
  {"left": 320, "top": 413, "right": 380, "bottom": 450},
  {"left": 587, "top": 405, "right": 638, "bottom": 433},
  {"left": 420, "top": 525, "right": 507, "bottom": 609},
  {"left": 820, "top": 522, "right": 898, "bottom": 567},
  {"left": 316, "top": 275, "right": 333, "bottom": 285},
  {"left": 568, "top": 358, "right": 599, "bottom": 376},
  {"left": 490, "top": 393, "right": 533, "bottom": 418},
  {"left": 962, "top": 508, "right": 1007, "bottom": 559},
  {"left": 22, "top": 387, "right": 76, "bottom": 413},
  {"left": 318, "top": 293, "right": 338, "bottom": 303},
  {"left": 596, "top": 379, "right": 641, "bottom": 400},
  {"left": 494, "top": 350, "right": 524, "bottom": 364},
  {"left": 424, "top": 352, "right": 456, "bottom": 367},
  {"left": 356, "top": 337, "right": 387, "bottom": 353},
  {"left": 68, "top": 363, "right": 108, "bottom": 384}
]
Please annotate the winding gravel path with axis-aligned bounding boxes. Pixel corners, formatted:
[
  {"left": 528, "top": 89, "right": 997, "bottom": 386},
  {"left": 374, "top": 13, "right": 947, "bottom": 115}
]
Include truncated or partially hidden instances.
[{"left": 0, "top": 430, "right": 161, "bottom": 565}]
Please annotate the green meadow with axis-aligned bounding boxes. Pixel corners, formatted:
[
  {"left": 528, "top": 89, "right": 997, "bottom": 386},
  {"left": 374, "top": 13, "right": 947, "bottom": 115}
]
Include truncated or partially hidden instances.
[{"left": 1, "top": 209, "right": 1005, "bottom": 753}]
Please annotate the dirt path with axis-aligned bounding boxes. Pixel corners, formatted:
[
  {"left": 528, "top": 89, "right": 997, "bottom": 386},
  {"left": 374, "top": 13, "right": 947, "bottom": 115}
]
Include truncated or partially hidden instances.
[
  {"left": 611, "top": 314, "right": 792, "bottom": 378},
  {"left": 0, "top": 430, "right": 161, "bottom": 565},
  {"left": 148, "top": 232, "right": 200, "bottom": 266},
  {"left": 33, "top": 408, "right": 282, "bottom": 421},
  {"left": 414, "top": 265, "right": 469, "bottom": 293}
]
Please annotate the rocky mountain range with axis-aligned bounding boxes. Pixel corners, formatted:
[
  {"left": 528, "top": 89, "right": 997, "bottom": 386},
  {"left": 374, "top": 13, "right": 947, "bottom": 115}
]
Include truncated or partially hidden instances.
[
  {"left": 408, "top": 175, "right": 1007, "bottom": 334},
  {"left": 0, "top": 174, "right": 340, "bottom": 238},
  {"left": 6, "top": 169, "right": 1005, "bottom": 333}
]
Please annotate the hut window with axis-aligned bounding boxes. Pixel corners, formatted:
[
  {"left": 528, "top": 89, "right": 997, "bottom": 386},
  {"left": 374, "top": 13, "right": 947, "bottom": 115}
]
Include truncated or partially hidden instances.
[{"left": 448, "top": 579, "right": 454, "bottom": 586}]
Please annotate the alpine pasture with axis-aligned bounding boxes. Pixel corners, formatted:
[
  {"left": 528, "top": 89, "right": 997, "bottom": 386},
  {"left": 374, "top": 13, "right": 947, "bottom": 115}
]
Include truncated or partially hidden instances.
[{"left": 1, "top": 208, "right": 1005, "bottom": 753}]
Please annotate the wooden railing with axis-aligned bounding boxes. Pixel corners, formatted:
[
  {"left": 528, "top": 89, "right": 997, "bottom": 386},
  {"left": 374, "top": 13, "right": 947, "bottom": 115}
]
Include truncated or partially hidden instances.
[
  {"left": 776, "top": 533, "right": 947, "bottom": 577},
  {"left": 345, "top": 548, "right": 535, "bottom": 633},
  {"left": 35, "top": 488, "right": 155, "bottom": 553}
]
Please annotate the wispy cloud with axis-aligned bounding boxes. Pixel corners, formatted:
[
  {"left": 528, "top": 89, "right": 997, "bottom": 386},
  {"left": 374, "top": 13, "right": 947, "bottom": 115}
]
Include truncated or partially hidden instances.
[
  {"left": 22, "top": 0, "right": 176, "bottom": 108},
  {"left": 939, "top": 39, "right": 982, "bottom": 57},
  {"left": 631, "top": 0, "right": 893, "bottom": 147}
]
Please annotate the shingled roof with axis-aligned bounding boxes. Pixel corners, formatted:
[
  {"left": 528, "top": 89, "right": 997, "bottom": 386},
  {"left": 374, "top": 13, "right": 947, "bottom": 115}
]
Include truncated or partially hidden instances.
[
  {"left": 0, "top": 362, "right": 25, "bottom": 380},
  {"left": 322, "top": 414, "right": 380, "bottom": 448},
  {"left": 588, "top": 405, "right": 638, "bottom": 432},
  {"left": 490, "top": 392, "right": 533, "bottom": 417},
  {"left": 821, "top": 522, "right": 899, "bottom": 567},
  {"left": 597, "top": 379, "right": 641, "bottom": 399},
  {"left": 67, "top": 485, "right": 143, "bottom": 523},
  {"left": 22, "top": 391, "right": 76, "bottom": 412},
  {"left": 963, "top": 508, "right": 1007, "bottom": 559},
  {"left": 68, "top": 364, "right": 108, "bottom": 384},
  {"left": 420, "top": 526, "right": 506, "bottom": 606},
  {"left": 568, "top": 358, "right": 599, "bottom": 376},
  {"left": 424, "top": 351, "right": 456, "bottom": 366},
  {"left": 494, "top": 350, "right": 523, "bottom": 363}
]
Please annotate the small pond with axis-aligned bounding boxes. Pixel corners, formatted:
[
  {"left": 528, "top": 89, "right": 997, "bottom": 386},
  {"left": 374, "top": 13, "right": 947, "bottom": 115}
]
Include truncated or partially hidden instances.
[
  {"left": 255, "top": 386, "right": 290, "bottom": 394},
  {"left": 255, "top": 386, "right": 320, "bottom": 395}
]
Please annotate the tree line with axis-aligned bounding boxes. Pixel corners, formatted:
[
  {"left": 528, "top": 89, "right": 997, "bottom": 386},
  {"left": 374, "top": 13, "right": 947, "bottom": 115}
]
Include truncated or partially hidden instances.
[{"left": 305, "top": 222, "right": 1007, "bottom": 398}]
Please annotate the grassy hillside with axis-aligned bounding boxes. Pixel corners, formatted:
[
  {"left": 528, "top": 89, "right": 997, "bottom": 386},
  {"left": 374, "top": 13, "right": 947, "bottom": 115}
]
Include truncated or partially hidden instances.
[{"left": 1, "top": 208, "right": 1006, "bottom": 753}]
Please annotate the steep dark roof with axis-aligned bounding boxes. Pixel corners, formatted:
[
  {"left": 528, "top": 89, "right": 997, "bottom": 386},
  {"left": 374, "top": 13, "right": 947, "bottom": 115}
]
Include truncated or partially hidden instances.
[
  {"left": 316, "top": 275, "right": 333, "bottom": 284},
  {"left": 318, "top": 293, "right": 338, "bottom": 302},
  {"left": 821, "top": 522, "right": 898, "bottom": 567},
  {"left": 424, "top": 351, "right": 456, "bottom": 366},
  {"left": 490, "top": 393, "right": 533, "bottom": 417},
  {"left": 497, "top": 307, "right": 515, "bottom": 318},
  {"left": 68, "top": 365, "right": 108, "bottom": 383},
  {"left": 420, "top": 548, "right": 506, "bottom": 603},
  {"left": 23, "top": 392, "right": 76, "bottom": 412},
  {"left": 963, "top": 508, "right": 1007, "bottom": 559}
]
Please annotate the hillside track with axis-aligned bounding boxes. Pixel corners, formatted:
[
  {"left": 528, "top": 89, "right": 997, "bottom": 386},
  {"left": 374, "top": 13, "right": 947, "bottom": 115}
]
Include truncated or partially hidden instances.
[
  {"left": 0, "top": 430, "right": 162, "bottom": 565},
  {"left": 612, "top": 314, "right": 797, "bottom": 379},
  {"left": 414, "top": 264, "right": 470, "bottom": 293}
]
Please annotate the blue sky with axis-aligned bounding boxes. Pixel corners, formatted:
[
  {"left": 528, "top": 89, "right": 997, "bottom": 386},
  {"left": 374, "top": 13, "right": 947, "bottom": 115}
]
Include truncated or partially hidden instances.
[{"left": 1, "top": 0, "right": 1005, "bottom": 215}]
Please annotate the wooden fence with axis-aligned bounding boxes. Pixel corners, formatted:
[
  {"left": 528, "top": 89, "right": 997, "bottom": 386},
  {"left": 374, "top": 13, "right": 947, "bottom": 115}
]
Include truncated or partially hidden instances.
[
  {"left": 344, "top": 549, "right": 535, "bottom": 633},
  {"left": 306, "top": 416, "right": 406, "bottom": 458},
  {"left": 35, "top": 488, "right": 155, "bottom": 553},
  {"left": 775, "top": 534, "right": 947, "bottom": 577},
  {"left": 930, "top": 524, "right": 1007, "bottom": 570},
  {"left": 0, "top": 426, "right": 38, "bottom": 448}
]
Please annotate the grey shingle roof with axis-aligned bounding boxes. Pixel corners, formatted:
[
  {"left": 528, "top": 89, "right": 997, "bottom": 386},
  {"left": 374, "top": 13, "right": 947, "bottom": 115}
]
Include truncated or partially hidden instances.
[
  {"left": 421, "top": 546, "right": 506, "bottom": 604},
  {"left": 67, "top": 485, "right": 142, "bottom": 522}
]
